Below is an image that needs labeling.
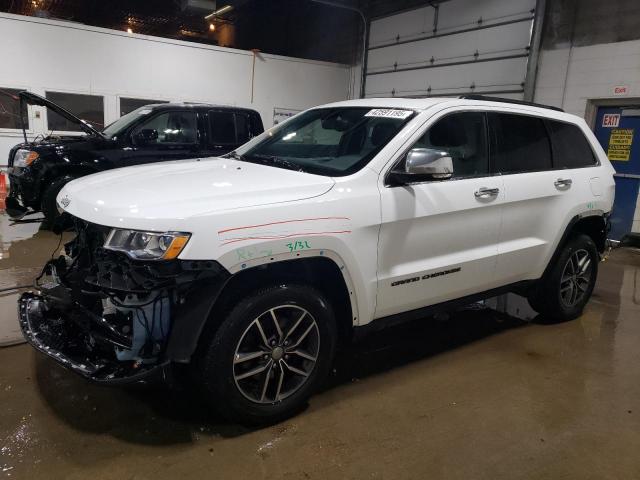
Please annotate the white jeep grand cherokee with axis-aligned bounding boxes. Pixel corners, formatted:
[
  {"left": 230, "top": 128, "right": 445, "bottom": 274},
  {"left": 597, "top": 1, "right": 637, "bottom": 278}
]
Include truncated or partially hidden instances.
[{"left": 20, "top": 96, "right": 615, "bottom": 424}]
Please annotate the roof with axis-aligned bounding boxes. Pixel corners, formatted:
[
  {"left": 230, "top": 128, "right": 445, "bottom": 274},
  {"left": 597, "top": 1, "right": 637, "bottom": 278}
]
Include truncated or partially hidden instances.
[
  {"left": 319, "top": 97, "right": 451, "bottom": 111},
  {"left": 146, "top": 103, "right": 258, "bottom": 112},
  {"left": 315, "top": 97, "right": 581, "bottom": 123}
]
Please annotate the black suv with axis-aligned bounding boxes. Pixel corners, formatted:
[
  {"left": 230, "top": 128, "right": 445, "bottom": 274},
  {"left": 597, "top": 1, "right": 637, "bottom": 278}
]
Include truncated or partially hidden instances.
[{"left": 5, "top": 92, "right": 263, "bottom": 223}]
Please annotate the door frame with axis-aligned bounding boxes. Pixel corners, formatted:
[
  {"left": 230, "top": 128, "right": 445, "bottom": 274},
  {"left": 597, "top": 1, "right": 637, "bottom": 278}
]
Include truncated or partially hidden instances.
[{"left": 585, "top": 97, "right": 640, "bottom": 130}]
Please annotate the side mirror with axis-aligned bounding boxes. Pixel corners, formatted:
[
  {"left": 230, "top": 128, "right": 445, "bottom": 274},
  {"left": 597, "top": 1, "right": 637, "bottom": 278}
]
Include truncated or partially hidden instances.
[
  {"left": 389, "top": 148, "right": 454, "bottom": 185},
  {"left": 134, "top": 128, "right": 158, "bottom": 145}
]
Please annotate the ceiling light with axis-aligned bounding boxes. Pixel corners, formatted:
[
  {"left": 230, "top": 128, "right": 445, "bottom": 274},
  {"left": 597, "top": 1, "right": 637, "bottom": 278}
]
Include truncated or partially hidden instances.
[{"left": 204, "top": 5, "right": 233, "bottom": 19}]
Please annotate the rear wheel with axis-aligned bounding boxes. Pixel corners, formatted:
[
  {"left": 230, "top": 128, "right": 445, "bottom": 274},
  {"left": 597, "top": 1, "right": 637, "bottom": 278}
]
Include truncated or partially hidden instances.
[
  {"left": 41, "top": 174, "right": 75, "bottom": 225},
  {"left": 528, "top": 234, "right": 598, "bottom": 322},
  {"left": 197, "top": 284, "right": 337, "bottom": 425}
]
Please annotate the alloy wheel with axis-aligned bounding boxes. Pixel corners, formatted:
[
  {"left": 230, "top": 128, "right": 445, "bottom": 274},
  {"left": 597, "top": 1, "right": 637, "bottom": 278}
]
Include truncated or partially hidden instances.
[
  {"left": 559, "top": 249, "right": 593, "bottom": 308},
  {"left": 233, "top": 305, "right": 320, "bottom": 404}
]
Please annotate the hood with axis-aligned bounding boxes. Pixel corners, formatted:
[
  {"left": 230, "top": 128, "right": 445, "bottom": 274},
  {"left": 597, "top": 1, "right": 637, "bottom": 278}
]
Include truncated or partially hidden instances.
[
  {"left": 20, "top": 91, "right": 102, "bottom": 137},
  {"left": 58, "top": 158, "right": 335, "bottom": 230}
]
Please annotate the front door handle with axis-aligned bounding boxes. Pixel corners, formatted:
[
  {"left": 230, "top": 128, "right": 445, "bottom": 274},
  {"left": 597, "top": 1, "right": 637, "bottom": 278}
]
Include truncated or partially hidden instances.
[
  {"left": 554, "top": 178, "right": 573, "bottom": 188},
  {"left": 474, "top": 187, "right": 500, "bottom": 198}
]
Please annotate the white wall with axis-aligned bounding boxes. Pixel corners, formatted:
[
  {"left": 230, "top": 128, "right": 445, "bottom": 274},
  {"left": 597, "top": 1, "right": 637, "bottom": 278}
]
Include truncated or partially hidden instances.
[
  {"left": 534, "top": 39, "right": 640, "bottom": 116},
  {"left": 365, "top": 0, "right": 535, "bottom": 98},
  {"left": 0, "top": 12, "right": 353, "bottom": 160}
]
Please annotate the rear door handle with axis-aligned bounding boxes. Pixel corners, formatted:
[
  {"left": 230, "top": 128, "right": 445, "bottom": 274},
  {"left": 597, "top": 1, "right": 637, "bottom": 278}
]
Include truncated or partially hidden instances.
[
  {"left": 474, "top": 187, "right": 500, "bottom": 198},
  {"left": 554, "top": 178, "right": 572, "bottom": 188}
]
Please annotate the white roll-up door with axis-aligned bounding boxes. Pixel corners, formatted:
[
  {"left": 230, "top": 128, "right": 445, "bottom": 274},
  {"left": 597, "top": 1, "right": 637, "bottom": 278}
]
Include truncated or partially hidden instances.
[{"left": 365, "top": 0, "right": 537, "bottom": 99}]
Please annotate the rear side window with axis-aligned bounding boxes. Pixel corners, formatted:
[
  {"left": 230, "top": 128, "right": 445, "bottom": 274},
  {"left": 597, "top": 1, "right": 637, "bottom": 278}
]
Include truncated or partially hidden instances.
[
  {"left": 209, "top": 111, "right": 251, "bottom": 145},
  {"left": 489, "top": 113, "right": 552, "bottom": 173},
  {"left": 546, "top": 120, "right": 597, "bottom": 168}
]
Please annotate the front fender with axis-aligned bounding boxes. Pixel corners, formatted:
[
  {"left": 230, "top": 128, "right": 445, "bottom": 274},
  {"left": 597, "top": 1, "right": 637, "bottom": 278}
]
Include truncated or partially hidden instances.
[{"left": 218, "top": 244, "right": 362, "bottom": 326}]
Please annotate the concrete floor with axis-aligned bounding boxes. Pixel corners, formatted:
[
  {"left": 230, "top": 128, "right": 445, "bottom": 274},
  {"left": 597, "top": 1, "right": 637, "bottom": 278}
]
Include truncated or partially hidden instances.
[{"left": 0, "top": 215, "right": 639, "bottom": 480}]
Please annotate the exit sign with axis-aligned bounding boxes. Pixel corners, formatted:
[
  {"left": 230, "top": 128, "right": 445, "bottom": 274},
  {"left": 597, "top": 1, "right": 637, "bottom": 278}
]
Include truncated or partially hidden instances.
[
  {"left": 613, "top": 85, "right": 629, "bottom": 96},
  {"left": 602, "top": 114, "right": 620, "bottom": 127}
]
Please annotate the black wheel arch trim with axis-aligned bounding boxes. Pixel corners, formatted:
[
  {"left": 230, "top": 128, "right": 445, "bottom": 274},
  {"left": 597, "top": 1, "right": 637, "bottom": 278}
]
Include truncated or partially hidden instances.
[{"left": 540, "top": 210, "right": 608, "bottom": 282}]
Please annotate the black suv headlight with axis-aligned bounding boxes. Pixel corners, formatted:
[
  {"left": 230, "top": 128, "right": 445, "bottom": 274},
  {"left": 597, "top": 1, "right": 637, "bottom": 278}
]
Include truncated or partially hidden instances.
[{"left": 13, "top": 149, "right": 39, "bottom": 168}]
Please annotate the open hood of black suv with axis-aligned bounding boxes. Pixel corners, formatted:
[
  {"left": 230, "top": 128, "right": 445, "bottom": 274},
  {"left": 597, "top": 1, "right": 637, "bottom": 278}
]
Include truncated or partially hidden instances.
[{"left": 20, "top": 91, "right": 103, "bottom": 137}]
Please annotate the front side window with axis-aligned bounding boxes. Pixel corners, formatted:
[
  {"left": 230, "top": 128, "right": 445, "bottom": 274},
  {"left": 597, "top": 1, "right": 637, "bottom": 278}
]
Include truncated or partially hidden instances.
[
  {"left": 132, "top": 111, "right": 197, "bottom": 145},
  {"left": 0, "top": 88, "right": 28, "bottom": 130},
  {"left": 409, "top": 112, "right": 489, "bottom": 178},
  {"left": 489, "top": 112, "right": 552, "bottom": 173},
  {"left": 45, "top": 91, "right": 104, "bottom": 132},
  {"left": 547, "top": 120, "right": 597, "bottom": 169},
  {"left": 237, "top": 107, "right": 415, "bottom": 176}
]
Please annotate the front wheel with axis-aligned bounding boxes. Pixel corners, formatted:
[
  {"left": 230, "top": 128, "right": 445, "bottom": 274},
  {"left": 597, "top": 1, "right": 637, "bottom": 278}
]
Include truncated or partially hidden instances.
[
  {"left": 528, "top": 234, "right": 599, "bottom": 322},
  {"left": 197, "top": 284, "right": 337, "bottom": 425}
]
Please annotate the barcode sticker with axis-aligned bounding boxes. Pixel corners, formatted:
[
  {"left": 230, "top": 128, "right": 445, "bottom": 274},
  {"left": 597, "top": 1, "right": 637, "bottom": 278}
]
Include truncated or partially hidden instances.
[{"left": 365, "top": 109, "right": 413, "bottom": 119}]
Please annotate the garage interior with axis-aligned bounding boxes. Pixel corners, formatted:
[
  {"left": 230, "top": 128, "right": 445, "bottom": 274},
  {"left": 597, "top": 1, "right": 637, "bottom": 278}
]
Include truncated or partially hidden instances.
[{"left": 0, "top": 0, "right": 640, "bottom": 478}]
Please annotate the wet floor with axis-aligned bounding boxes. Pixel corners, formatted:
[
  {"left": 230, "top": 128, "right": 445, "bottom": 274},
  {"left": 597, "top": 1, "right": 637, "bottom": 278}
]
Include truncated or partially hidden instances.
[{"left": 0, "top": 216, "right": 639, "bottom": 479}]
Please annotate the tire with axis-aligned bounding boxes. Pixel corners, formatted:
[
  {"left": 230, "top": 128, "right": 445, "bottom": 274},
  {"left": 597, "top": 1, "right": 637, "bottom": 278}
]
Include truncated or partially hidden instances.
[
  {"left": 197, "top": 284, "right": 337, "bottom": 425},
  {"left": 528, "top": 234, "right": 599, "bottom": 322},
  {"left": 41, "top": 175, "right": 75, "bottom": 225}
]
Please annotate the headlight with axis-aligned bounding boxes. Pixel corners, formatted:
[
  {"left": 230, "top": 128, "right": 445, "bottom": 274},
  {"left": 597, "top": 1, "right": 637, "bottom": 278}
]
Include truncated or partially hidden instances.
[
  {"left": 104, "top": 229, "right": 190, "bottom": 260},
  {"left": 13, "top": 149, "right": 39, "bottom": 168}
]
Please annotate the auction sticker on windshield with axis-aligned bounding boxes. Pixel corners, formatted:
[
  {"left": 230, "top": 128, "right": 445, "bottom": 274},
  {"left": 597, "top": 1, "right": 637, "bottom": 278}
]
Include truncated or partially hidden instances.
[{"left": 365, "top": 109, "right": 413, "bottom": 119}]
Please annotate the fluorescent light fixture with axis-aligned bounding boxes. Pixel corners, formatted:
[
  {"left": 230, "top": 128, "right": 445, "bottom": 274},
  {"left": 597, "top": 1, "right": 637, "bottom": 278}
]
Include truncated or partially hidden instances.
[{"left": 204, "top": 4, "right": 233, "bottom": 19}]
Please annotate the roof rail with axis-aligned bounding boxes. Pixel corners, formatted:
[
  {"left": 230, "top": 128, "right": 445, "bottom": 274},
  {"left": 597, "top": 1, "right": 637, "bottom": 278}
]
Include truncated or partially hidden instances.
[{"left": 459, "top": 95, "right": 564, "bottom": 112}]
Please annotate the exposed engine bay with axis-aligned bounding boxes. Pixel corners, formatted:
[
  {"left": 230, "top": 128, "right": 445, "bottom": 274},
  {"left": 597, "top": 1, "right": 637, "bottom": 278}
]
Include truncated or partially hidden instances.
[{"left": 19, "top": 217, "right": 229, "bottom": 383}]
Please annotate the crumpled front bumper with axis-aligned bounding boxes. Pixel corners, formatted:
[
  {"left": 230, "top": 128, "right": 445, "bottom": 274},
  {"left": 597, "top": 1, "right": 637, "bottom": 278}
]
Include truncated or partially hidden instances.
[
  {"left": 18, "top": 236, "right": 230, "bottom": 384},
  {"left": 19, "top": 291, "right": 171, "bottom": 384}
]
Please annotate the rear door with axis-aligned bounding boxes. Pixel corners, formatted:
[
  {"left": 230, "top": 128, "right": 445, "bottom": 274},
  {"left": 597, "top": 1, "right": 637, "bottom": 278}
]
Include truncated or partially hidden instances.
[
  {"left": 491, "top": 112, "right": 597, "bottom": 284},
  {"left": 376, "top": 110, "right": 504, "bottom": 318}
]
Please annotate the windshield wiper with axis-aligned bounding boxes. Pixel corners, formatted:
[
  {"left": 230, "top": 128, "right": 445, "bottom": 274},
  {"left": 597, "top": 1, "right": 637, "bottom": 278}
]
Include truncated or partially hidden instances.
[
  {"left": 244, "top": 154, "right": 303, "bottom": 172},
  {"left": 224, "top": 151, "right": 244, "bottom": 160}
]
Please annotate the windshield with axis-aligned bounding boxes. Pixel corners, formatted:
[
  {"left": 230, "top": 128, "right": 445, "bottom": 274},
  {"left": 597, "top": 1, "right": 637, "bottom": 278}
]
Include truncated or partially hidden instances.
[
  {"left": 236, "top": 107, "right": 415, "bottom": 176},
  {"left": 102, "top": 106, "right": 154, "bottom": 138}
]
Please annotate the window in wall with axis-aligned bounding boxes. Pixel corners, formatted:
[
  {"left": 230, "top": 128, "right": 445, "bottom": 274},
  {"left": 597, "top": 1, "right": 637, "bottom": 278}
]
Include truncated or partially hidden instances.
[
  {"left": 209, "top": 111, "right": 251, "bottom": 145},
  {"left": 489, "top": 113, "right": 552, "bottom": 173},
  {"left": 120, "top": 97, "right": 168, "bottom": 116},
  {"left": 0, "top": 88, "right": 28, "bottom": 130},
  {"left": 412, "top": 112, "right": 489, "bottom": 178},
  {"left": 132, "top": 111, "right": 197, "bottom": 145},
  {"left": 45, "top": 91, "right": 104, "bottom": 132},
  {"left": 546, "top": 120, "right": 597, "bottom": 169}
]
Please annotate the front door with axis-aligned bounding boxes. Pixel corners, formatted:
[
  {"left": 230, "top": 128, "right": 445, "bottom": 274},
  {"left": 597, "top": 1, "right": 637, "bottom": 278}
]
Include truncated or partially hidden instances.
[
  {"left": 376, "top": 111, "right": 504, "bottom": 319},
  {"left": 593, "top": 107, "right": 640, "bottom": 240},
  {"left": 118, "top": 110, "right": 200, "bottom": 166}
]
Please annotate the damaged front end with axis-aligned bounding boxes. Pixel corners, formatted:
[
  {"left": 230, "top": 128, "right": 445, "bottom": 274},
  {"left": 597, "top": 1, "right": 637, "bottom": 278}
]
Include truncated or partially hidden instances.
[{"left": 19, "top": 219, "right": 230, "bottom": 384}]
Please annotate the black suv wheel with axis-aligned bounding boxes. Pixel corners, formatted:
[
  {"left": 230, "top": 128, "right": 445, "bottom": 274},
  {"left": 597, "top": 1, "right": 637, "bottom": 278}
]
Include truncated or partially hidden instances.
[
  {"left": 528, "top": 234, "right": 598, "bottom": 322},
  {"left": 197, "top": 284, "right": 337, "bottom": 425}
]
